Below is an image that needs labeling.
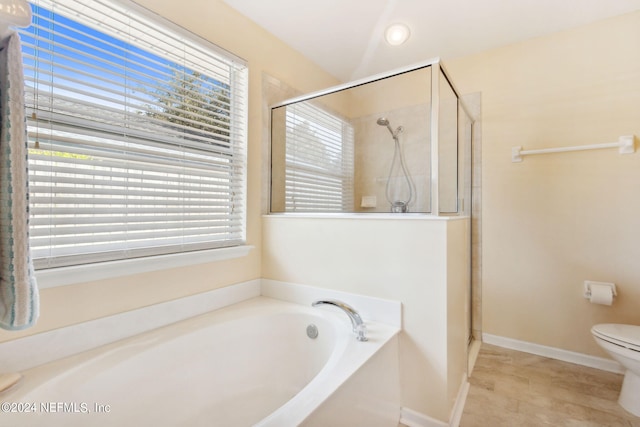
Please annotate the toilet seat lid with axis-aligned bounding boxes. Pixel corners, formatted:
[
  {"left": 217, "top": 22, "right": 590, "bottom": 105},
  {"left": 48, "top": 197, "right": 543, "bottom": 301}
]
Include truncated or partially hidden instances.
[{"left": 592, "top": 324, "right": 640, "bottom": 351}]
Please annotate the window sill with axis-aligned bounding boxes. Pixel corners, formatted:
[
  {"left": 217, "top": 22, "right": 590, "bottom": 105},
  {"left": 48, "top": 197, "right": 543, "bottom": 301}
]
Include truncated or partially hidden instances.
[{"left": 36, "top": 245, "right": 255, "bottom": 289}]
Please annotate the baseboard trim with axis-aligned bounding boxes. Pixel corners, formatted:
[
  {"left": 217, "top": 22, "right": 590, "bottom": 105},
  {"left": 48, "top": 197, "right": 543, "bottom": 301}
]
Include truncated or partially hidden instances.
[
  {"left": 482, "top": 333, "right": 624, "bottom": 374},
  {"left": 449, "top": 377, "right": 470, "bottom": 427},
  {"left": 467, "top": 338, "right": 482, "bottom": 375},
  {"left": 400, "top": 377, "right": 470, "bottom": 427},
  {"left": 399, "top": 407, "right": 447, "bottom": 427}
]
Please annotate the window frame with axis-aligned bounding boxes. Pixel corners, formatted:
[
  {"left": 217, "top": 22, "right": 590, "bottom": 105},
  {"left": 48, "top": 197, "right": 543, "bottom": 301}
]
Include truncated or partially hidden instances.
[{"left": 22, "top": 0, "right": 249, "bottom": 277}]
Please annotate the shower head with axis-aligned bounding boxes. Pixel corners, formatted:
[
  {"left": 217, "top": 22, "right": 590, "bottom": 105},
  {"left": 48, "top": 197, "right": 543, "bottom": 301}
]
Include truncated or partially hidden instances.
[{"left": 376, "top": 117, "right": 403, "bottom": 139}]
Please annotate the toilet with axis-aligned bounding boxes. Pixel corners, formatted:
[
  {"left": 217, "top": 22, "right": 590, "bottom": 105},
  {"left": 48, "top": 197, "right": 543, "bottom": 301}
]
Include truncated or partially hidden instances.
[{"left": 591, "top": 323, "right": 640, "bottom": 416}]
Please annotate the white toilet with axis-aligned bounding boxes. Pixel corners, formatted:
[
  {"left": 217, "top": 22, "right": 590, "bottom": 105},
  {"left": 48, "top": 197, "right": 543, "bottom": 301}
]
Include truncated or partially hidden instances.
[{"left": 591, "top": 323, "right": 640, "bottom": 417}]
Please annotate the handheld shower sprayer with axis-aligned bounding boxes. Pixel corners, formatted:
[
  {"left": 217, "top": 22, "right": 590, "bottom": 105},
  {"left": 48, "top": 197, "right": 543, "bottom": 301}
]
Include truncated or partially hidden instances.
[
  {"left": 376, "top": 117, "right": 413, "bottom": 212},
  {"left": 376, "top": 117, "right": 403, "bottom": 139}
]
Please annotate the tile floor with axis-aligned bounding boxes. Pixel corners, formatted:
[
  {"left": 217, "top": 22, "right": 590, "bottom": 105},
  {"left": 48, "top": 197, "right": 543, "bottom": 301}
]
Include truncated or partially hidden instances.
[{"left": 459, "top": 344, "right": 640, "bottom": 426}]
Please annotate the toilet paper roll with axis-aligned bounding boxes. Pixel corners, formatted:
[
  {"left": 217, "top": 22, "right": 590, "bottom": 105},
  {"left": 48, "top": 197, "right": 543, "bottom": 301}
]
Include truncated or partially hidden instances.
[{"left": 590, "top": 284, "right": 614, "bottom": 306}]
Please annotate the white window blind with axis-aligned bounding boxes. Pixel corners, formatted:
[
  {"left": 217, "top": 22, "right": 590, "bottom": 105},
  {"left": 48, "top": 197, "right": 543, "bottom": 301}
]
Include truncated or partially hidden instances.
[
  {"left": 21, "top": 0, "right": 248, "bottom": 269},
  {"left": 284, "top": 103, "right": 354, "bottom": 212}
]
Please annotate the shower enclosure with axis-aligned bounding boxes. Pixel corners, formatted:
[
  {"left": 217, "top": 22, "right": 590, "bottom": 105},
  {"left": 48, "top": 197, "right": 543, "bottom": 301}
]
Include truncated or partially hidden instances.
[
  {"left": 270, "top": 58, "right": 475, "bottom": 216},
  {"left": 265, "top": 59, "right": 481, "bottom": 418}
]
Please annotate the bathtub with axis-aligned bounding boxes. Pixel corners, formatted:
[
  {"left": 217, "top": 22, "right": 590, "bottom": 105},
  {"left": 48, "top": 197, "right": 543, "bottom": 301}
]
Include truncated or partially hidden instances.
[{"left": 0, "top": 296, "right": 400, "bottom": 426}]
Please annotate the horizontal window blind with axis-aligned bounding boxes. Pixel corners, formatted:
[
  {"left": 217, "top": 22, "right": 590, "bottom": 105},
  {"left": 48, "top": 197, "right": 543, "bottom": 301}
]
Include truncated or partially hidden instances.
[
  {"left": 284, "top": 103, "right": 354, "bottom": 212},
  {"left": 21, "top": 0, "right": 248, "bottom": 269}
]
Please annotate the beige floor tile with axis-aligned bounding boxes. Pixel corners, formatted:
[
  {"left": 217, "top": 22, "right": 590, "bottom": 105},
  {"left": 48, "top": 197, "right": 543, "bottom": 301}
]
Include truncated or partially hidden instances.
[{"left": 461, "top": 343, "right": 640, "bottom": 427}]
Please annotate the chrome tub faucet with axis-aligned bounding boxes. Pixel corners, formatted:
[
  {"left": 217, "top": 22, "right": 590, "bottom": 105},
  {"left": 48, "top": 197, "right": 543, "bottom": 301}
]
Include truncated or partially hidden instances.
[{"left": 312, "top": 300, "right": 368, "bottom": 342}]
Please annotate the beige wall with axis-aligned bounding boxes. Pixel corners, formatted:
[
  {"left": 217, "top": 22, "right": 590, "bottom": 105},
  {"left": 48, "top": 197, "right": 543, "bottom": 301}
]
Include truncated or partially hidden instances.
[
  {"left": 447, "top": 10, "right": 640, "bottom": 357},
  {"left": 447, "top": 218, "right": 470, "bottom": 409},
  {"left": 262, "top": 215, "right": 470, "bottom": 421},
  {"left": 0, "top": 0, "right": 339, "bottom": 343}
]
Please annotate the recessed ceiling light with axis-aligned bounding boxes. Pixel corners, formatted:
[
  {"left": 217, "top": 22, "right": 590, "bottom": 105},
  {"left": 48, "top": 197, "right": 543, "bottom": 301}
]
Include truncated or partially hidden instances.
[{"left": 385, "top": 23, "right": 411, "bottom": 46}]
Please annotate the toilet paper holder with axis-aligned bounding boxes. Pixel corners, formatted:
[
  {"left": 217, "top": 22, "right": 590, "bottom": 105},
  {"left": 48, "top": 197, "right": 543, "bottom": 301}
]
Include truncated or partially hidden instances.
[{"left": 583, "top": 280, "right": 617, "bottom": 299}]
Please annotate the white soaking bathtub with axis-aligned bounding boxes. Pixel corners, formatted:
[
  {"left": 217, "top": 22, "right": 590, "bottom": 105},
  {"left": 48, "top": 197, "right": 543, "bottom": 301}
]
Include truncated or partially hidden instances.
[{"left": 0, "top": 296, "right": 400, "bottom": 426}]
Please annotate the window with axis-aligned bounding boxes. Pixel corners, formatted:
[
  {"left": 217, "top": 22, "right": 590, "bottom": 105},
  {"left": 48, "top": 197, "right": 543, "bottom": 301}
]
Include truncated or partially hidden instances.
[
  {"left": 284, "top": 103, "right": 354, "bottom": 212},
  {"left": 21, "top": 0, "right": 248, "bottom": 269}
]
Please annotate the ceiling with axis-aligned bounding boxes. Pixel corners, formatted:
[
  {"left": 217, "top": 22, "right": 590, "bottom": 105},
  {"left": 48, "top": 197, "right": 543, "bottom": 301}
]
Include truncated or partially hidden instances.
[{"left": 223, "top": 0, "right": 640, "bottom": 82}]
